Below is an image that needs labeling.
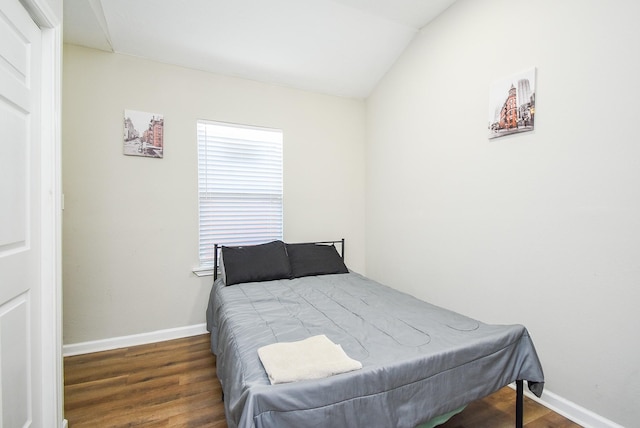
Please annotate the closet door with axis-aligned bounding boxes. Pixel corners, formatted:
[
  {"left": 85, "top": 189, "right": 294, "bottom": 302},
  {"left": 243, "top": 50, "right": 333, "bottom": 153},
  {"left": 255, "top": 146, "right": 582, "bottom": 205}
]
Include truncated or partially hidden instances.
[{"left": 0, "top": 0, "right": 44, "bottom": 425}]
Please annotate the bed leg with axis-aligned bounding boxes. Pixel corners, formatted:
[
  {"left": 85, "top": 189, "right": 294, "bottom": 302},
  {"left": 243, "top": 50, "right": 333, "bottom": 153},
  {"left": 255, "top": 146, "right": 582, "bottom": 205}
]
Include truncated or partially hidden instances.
[{"left": 516, "top": 379, "right": 524, "bottom": 428}]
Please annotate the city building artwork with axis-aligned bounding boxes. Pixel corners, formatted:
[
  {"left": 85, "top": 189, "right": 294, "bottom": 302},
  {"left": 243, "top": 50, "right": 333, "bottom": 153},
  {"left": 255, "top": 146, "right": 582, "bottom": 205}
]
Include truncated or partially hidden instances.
[
  {"left": 123, "top": 109, "right": 164, "bottom": 158},
  {"left": 488, "top": 68, "right": 536, "bottom": 140}
]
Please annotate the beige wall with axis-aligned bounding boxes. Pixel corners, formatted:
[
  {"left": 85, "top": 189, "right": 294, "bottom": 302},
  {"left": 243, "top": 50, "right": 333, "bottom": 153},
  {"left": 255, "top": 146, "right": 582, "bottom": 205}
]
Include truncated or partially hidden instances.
[
  {"left": 62, "top": 44, "right": 366, "bottom": 344},
  {"left": 365, "top": 0, "right": 640, "bottom": 426}
]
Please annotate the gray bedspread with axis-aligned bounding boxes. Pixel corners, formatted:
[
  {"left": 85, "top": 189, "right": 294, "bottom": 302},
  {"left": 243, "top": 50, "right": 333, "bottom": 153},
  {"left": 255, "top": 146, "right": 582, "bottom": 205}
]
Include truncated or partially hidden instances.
[{"left": 206, "top": 272, "right": 544, "bottom": 428}]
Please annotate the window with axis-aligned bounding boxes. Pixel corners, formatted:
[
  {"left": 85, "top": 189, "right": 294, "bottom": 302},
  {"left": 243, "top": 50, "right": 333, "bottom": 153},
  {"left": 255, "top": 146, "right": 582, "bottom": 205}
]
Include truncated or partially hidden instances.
[{"left": 196, "top": 120, "right": 283, "bottom": 271}]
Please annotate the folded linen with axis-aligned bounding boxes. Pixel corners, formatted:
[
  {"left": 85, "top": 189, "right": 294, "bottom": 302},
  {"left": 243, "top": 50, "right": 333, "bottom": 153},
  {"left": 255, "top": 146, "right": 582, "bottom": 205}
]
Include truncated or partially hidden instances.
[{"left": 257, "top": 334, "right": 363, "bottom": 385}]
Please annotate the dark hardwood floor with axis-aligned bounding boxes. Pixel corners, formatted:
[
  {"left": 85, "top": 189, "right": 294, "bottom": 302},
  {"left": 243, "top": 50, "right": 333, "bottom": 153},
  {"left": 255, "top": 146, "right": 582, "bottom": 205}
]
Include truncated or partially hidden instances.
[
  {"left": 64, "top": 334, "right": 581, "bottom": 427},
  {"left": 64, "top": 334, "right": 226, "bottom": 427}
]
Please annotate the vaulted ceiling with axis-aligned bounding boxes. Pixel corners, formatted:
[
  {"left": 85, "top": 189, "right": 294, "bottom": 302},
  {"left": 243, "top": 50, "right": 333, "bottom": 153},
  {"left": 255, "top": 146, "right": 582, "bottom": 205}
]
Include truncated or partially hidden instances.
[{"left": 63, "top": 0, "right": 457, "bottom": 98}]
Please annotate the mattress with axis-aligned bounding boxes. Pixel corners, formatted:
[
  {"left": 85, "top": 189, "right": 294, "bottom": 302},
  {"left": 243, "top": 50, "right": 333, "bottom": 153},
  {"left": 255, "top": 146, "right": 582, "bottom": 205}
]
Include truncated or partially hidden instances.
[{"left": 206, "top": 271, "right": 544, "bottom": 428}]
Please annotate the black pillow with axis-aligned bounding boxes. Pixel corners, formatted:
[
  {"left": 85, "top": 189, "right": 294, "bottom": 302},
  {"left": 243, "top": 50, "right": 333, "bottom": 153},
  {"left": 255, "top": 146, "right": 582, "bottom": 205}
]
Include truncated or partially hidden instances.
[
  {"left": 286, "top": 243, "right": 348, "bottom": 278},
  {"left": 221, "top": 240, "right": 291, "bottom": 285}
]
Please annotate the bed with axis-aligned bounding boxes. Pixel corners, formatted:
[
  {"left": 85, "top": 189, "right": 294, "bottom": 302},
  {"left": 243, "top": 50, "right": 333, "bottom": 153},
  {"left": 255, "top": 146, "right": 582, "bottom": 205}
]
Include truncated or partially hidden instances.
[{"left": 206, "top": 240, "right": 544, "bottom": 428}]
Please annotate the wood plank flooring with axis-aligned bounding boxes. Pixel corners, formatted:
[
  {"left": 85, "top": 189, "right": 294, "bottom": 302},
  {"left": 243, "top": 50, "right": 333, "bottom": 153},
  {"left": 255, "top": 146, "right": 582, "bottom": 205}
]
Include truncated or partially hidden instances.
[
  {"left": 64, "top": 334, "right": 581, "bottom": 427},
  {"left": 64, "top": 334, "right": 226, "bottom": 427}
]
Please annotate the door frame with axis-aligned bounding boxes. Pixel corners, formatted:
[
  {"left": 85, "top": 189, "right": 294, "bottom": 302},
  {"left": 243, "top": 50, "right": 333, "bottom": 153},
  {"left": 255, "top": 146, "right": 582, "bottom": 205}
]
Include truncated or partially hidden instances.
[{"left": 18, "top": 0, "right": 64, "bottom": 425}]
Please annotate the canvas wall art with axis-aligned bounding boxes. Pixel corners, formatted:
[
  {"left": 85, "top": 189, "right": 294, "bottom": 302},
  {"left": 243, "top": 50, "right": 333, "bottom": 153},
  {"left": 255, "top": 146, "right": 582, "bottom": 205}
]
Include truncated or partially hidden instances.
[
  {"left": 488, "top": 68, "right": 536, "bottom": 140},
  {"left": 123, "top": 109, "right": 164, "bottom": 158}
]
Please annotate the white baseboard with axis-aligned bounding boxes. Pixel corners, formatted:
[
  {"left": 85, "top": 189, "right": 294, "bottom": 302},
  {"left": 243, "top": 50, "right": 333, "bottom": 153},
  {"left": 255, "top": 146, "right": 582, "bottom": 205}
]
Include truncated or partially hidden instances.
[
  {"left": 510, "top": 383, "right": 624, "bottom": 428},
  {"left": 63, "top": 323, "right": 208, "bottom": 357}
]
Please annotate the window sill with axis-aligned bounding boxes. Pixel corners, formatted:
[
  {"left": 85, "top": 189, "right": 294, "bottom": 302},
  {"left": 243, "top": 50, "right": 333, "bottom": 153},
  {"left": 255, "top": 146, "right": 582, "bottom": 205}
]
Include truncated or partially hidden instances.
[{"left": 192, "top": 267, "right": 214, "bottom": 277}]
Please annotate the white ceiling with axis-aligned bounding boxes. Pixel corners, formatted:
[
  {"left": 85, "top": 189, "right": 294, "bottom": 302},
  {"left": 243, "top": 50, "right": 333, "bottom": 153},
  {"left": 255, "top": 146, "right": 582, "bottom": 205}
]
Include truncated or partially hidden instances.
[{"left": 63, "top": 0, "right": 457, "bottom": 99}]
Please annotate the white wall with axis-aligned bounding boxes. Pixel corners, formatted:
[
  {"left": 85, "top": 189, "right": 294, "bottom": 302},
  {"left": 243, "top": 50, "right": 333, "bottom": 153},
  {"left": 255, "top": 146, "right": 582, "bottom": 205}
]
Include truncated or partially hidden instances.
[
  {"left": 366, "top": 0, "right": 640, "bottom": 426},
  {"left": 62, "top": 44, "right": 366, "bottom": 345}
]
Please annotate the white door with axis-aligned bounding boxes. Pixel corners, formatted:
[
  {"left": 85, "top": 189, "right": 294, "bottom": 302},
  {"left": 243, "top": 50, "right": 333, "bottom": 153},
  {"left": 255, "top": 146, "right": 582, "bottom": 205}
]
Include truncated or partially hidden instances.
[{"left": 0, "top": 0, "right": 45, "bottom": 426}]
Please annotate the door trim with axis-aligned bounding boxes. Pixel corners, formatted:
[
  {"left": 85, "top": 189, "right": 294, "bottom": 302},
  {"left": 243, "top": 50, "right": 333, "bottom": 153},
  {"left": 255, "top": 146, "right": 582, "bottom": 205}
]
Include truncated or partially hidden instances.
[{"left": 18, "top": 0, "right": 64, "bottom": 425}]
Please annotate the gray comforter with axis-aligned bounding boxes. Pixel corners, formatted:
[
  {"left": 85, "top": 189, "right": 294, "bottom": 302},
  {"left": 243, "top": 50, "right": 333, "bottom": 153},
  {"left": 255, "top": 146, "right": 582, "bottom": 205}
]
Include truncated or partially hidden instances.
[{"left": 206, "top": 272, "right": 544, "bottom": 428}]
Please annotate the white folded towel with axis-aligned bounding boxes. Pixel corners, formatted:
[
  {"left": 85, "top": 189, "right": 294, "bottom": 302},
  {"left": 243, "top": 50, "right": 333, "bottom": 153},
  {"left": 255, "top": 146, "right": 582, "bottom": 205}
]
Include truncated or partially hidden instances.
[{"left": 257, "top": 334, "right": 363, "bottom": 385}]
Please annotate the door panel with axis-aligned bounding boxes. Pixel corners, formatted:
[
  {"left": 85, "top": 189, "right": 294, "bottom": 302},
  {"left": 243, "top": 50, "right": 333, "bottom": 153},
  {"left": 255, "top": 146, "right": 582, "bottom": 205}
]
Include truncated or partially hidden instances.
[
  {"left": 0, "top": 293, "right": 30, "bottom": 427},
  {"left": 0, "top": 100, "right": 28, "bottom": 256}
]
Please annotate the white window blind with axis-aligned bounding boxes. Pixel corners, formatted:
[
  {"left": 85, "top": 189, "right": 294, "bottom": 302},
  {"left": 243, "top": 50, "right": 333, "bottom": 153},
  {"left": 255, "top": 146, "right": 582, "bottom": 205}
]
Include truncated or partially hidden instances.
[{"left": 197, "top": 120, "right": 283, "bottom": 269}]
